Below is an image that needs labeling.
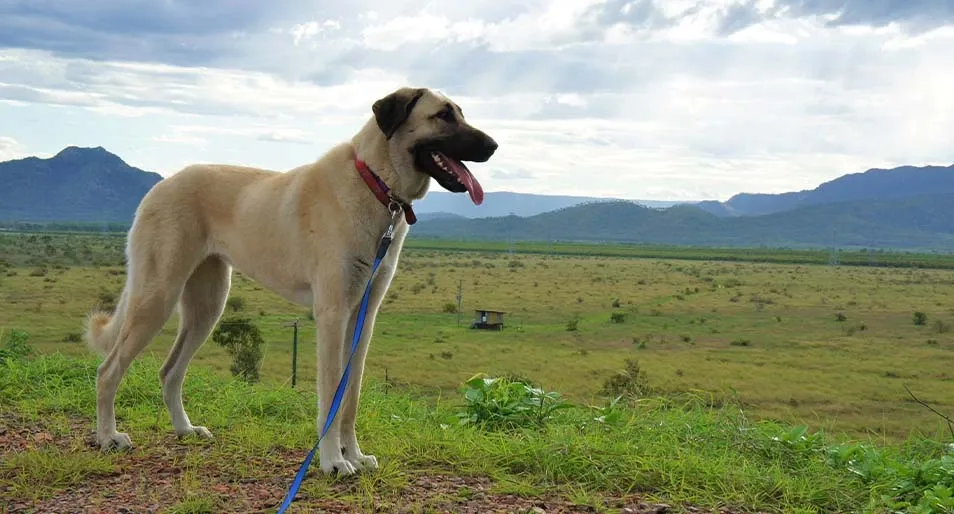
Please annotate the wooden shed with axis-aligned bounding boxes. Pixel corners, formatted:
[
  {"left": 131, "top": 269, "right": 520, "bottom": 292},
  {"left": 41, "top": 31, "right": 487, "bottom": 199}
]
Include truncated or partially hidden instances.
[{"left": 471, "top": 309, "right": 506, "bottom": 330}]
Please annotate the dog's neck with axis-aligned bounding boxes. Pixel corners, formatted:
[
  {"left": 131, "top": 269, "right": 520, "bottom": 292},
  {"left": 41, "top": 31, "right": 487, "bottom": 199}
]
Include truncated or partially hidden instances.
[{"left": 350, "top": 119, "right": 431, "bottom": 205}]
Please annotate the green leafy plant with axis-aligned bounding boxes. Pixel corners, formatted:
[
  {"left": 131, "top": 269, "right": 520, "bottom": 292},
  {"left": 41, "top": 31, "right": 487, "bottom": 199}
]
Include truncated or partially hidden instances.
[
  {"left": 456, "top": 374, "right": 572, "bottom": 430},
  {"left": 589, "top": 395, "right": 626, "bottom": 428}
]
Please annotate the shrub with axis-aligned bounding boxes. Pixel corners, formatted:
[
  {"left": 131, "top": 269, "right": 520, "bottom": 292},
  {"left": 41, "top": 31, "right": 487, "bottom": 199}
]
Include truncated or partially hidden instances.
[
  {"left": 835, "top": 313, "right": 847, "bottom": 322},
  {"left": 914, "top": 311, "right": 929, "bottom": 326},
  {"left": 610, "top": 312, "right": 626, "bottom": 324},
  {"left": 600, "top": 359, "right": 652, "bottom": 398},
  {"left": 62, "top": 332, "right": 82, "bottom": 343},
  {"left": 611, "top": 298, "right": 621, "bottom": 308},
  {"left": 566, "top": 318, "right": 579, "bottom": 332},
  {"left": 97, "top": 291, "right": 117, "bottom": 312},
  {"left": 731, "top": 339, "right": 752, "bottom": 347},
  {"left": 211, "top": 317, "right": 264, "bottom": 383},
  {"left": 226, "top": 296, "right": 246, "bottom": 312},
  {"left": 442, "top": 302, "right": 458, "bottom": 314},
  {"left": 934, "top": 320, "right": 951, "bottom": 334}
]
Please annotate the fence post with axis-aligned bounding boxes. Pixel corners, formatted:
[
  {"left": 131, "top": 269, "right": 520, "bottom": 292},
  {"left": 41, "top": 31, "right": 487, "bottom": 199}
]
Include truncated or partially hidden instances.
[
  {"left": 283, "top": 319, "right": 299, "bottom": 387},
  {"left": 293, "top": 320, "right": 298, "bottom": 387},
  {"left": 457, "top": 279, "right": 462, "bottom": 327}
]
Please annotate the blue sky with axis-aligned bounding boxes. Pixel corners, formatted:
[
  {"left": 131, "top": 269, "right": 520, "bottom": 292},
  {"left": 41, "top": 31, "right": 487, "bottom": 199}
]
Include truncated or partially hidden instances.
[{"left": 0, "top": 0, "right": 952, "bottom": 201}]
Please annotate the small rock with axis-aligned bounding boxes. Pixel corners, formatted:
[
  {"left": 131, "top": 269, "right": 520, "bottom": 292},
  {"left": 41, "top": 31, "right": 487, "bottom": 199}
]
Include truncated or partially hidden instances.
[{"left": 532, "top": 507, "right": 546, "bottom": 514}]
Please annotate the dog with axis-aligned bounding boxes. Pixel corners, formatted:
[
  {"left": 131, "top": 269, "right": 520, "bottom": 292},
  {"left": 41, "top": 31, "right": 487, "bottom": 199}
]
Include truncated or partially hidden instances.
[{"left": 84, "top": 86, "right": 498, "bottom": 475}]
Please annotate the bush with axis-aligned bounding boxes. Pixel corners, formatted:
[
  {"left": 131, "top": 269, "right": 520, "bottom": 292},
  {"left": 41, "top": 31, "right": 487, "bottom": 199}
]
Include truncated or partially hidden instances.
[
  {"left": 97, "top": 291, "right": 117, "bottom": 312},
  {"left": 456, "top": 374, "right": 571, "bottom": 430},
  {"left": 600, "top": 359, "right": 652, "bottom": 398},
  {"left": 934, "top": 320, "right": 951, "bottom": 334},
  {"left": 914, "top": 311, "right": 929, "bottom": 326},
  {"left": 835, "top": 313, "right": 847, "bottom": 322},
  {"left": 442, "top": 302, "right": 458, "bottom": 314},
  {"left": 610, "top": 312, "right": 626, "bottom": 324},
  {"left": 211, "top": 317, "right": 264, "bottom": 383},
  {"left": 226, "top": 296, "right": 246, "bottom": 312},
  {"left": 566, "top": 318, "right": 579, "bottom": 332}
]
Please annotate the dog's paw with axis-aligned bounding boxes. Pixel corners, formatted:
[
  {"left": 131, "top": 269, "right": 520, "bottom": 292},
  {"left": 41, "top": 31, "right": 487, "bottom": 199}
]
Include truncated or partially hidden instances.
[
  {"left": 319, "top": 458, "right": 358, "bottom": 476},
  {"left": 343, "top": 447, "right": 378, "bottom": 471},
  {"left": 349, "top": 453, "right": 378, "bottom": 471},
  {"left": 176, "top": 425, "right": 214, "bottom": 440},
  {"left": 98, "top": 431, "right": 133, "bottom": 451}
]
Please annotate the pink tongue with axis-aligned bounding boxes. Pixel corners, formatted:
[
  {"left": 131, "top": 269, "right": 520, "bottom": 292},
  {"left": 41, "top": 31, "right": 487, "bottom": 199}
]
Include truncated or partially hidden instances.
[{"left": 442, "top": 153, "right": 484, "bottom": 205}]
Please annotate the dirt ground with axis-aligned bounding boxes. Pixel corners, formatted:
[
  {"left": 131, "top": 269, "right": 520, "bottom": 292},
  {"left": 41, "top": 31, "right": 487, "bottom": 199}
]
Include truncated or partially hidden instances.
[{"left": 1, "top": 414, "right": 753, "bottom": 514}]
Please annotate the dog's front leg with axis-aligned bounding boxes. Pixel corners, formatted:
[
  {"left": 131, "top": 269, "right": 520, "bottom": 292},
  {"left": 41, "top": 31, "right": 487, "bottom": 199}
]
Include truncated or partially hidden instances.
[
  {"left": 313, "top": 295, "right": 357, "bottom": 476},
  {"left": 338, "top": 264, "right": 396, "bottom": 472}
]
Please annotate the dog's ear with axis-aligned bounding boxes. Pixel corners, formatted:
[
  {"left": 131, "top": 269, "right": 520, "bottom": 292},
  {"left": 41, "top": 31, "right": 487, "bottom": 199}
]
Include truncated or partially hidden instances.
[{"left": 372, "top": 88, "right": 426, "bottom": 140}]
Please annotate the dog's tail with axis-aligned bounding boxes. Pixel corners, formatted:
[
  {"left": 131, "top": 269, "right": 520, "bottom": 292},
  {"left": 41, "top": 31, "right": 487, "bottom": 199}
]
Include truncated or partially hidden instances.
[{"left": 85, "top": 288, "right": 128, "bottom": 357}]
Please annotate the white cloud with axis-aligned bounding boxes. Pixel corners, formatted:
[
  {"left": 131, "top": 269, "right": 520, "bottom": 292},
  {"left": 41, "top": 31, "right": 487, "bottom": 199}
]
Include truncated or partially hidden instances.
[
  {"left": 0, "top": 1, "right": 952, "bottom": 202},
  {"left": 289, "top": 19, "right": 341, "bottom": 46},
  {"left": 0, "top": 136, "right": 25, "bottom": 161}
]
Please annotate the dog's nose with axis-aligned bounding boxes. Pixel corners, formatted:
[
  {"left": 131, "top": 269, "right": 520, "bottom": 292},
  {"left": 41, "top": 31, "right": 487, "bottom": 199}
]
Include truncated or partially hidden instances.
[{"left": 483, "top": 136, "right": 498, "bottom": 156}]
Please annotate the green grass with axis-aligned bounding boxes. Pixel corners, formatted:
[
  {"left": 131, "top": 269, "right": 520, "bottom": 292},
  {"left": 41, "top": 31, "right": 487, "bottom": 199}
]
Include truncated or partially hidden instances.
[
  {"left": 2, "top": 344, "right": 953, "bottom": 513},
  {"left": 4, "top": 232, "right": 954, "bottom": 511},
  {"left": 407, "top": 238, "right": 954, "bottom": 270},
  {"left": 4, "top": 233, "right": 954, "bottom": 440}
]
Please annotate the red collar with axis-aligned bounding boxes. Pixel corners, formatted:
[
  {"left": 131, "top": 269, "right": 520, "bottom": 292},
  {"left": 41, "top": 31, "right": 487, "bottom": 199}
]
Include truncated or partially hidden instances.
[{"left": 354, "top": 155, "right": 417, "bottom": 225}]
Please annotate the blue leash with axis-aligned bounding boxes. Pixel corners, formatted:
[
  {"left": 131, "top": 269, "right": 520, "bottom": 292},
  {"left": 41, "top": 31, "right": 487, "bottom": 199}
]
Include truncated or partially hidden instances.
[{"left": 275, "top": 208, "right": 399, "bottom": 514}]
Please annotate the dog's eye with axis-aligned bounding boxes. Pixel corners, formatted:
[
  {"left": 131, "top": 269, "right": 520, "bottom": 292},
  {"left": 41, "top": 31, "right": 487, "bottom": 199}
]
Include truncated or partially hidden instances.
[{"left": 435, "top": 109, "right": 454, "bottom": 122}]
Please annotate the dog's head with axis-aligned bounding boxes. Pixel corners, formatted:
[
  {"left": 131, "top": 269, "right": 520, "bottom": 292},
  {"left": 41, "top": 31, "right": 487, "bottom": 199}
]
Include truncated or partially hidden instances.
[{"left": 372, "top": 87, "right": 498, "bottom": 205}]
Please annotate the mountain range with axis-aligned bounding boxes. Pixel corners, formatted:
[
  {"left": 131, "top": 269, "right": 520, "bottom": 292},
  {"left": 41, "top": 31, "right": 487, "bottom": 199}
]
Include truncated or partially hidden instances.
[
  {"left": 695, "top": 164, "right": 954, "bottom": 217},
  {"left": 2, "top": 146, "right": 953, "bottom": 251},
  {"left": 415, "top": 191, "right": 685, "bottom": 219}
]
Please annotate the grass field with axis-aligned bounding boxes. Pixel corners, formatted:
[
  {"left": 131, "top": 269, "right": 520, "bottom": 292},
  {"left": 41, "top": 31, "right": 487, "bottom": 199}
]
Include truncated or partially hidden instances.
[{"left": 3, "top": 232, "right": 954, "bottom": 512}]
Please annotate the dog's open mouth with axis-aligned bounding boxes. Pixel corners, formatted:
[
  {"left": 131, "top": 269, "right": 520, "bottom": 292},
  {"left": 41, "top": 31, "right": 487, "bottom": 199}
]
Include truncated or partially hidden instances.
[{"left": 420, "top": 150, "right": 484, "bottom": 205}]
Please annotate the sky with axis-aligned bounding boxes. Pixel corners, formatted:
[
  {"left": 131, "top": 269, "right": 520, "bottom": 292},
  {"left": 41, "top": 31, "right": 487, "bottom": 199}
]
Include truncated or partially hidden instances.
[{"left": 0, "top": 0, "right": 952, "bottom": 202}]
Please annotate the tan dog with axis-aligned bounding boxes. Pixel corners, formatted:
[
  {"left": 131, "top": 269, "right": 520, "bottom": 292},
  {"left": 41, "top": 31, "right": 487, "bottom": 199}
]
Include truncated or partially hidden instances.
[{"left": 84, "top": 87, "right": 498, "bottom": 475}]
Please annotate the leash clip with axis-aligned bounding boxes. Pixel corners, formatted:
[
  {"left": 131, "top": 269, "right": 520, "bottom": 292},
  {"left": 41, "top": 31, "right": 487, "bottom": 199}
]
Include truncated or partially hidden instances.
[{"left": 384, "top": 200, "right": 402, "bottom": 239}]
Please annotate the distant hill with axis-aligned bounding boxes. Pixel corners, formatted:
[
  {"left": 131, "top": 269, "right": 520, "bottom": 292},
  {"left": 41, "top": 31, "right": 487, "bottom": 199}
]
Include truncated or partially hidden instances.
[
  {"left": 413, "top": 195, "right": 954, "bottom": 251},
  {"left": 0, "top": 146, "right": 162, "bottom": 222},
  {"left": 415, "top": 191, "right": 685, "bottom": 218},
  {"left": 4, "top": 146, "right": 954, "bottom": 251},
  {"left": 696, "top": 164, "right": 954, "bottom": 217},
  {"left": 0, "top": 147, "right": 681, "bottom": 223}
]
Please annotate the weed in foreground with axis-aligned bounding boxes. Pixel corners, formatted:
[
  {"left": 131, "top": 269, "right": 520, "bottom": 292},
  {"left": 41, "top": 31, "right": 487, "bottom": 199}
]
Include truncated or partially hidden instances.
[{"left": 456, "top": 373, "right": 572, "bottom": 430}]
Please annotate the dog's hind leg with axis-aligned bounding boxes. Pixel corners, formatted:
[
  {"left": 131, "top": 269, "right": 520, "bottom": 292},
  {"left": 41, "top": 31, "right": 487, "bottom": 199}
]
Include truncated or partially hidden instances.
[
  {"left": 96, "top": 272, "right": 187, "bottom": 450},
  {"left": 159, "top": 255, "right": 231, "bottom": 440}
]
